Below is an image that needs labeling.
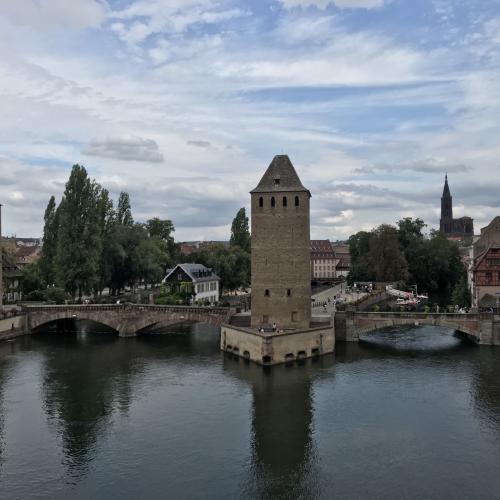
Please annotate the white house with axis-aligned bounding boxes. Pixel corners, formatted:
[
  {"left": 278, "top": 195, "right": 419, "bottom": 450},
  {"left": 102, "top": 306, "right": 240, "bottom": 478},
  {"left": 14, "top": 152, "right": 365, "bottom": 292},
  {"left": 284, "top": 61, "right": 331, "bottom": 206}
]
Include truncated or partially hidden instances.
[{"left": 163, "top": 263, "right": 220, "bottom": 304}]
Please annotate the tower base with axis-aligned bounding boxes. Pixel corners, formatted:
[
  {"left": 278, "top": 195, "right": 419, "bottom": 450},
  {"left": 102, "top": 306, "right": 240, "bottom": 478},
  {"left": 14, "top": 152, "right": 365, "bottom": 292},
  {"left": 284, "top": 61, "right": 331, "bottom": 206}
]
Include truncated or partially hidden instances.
[{"left": 220, "top": 323, "right": 335, "bottom": 366}]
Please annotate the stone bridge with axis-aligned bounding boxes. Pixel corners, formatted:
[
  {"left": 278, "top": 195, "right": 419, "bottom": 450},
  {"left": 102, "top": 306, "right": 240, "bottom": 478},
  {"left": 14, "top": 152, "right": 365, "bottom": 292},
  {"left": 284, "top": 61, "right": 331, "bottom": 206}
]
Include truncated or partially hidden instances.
[
  {"left": 23, "top": 304, "right": 233, "bottom": 337},
  {"left": 334, "top": 311, "right": 500, "bottom": 345}
]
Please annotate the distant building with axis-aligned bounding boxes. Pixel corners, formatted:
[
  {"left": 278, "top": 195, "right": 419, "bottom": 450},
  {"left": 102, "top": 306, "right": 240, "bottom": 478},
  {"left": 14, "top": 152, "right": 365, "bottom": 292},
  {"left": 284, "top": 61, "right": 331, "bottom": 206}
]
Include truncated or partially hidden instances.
[
  {"left": 311, "top": 240, "right": 337, "bottom": 280},
  {"left": 2, "top": 251, "right": 23, "bottom": 303},
  {"left": 470, "top": 216, "right": 500, "bottom": 308},
  {"left": 440, "top": 174, "right": 474, "bottom": 240},
  {"left": 332, "top": 242, "right": 351, "bottom": 278},
  {"left": 163, "top": 263, "right": 220, "bottom": 304},
  {"left": 14, "top": 245, "right": 41, "bottom": 268}
]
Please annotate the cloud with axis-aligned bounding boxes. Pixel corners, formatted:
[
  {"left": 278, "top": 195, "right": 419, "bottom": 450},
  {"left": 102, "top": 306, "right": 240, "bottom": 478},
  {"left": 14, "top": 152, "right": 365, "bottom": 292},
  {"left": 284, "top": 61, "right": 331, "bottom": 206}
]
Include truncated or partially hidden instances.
[
  {"left": 1, "top": 0, "right": 107, "bottom": 30},
  {"left": 353, "top": 158, "right": 471, "bottom": 175},
  {"left": 82, "top": 136, "right": 164, "bottom": 163},
  {"left": 110, "top": 1, "right": 248, "bottom": 46},
  {"left": 279, "top": 0, "right": 386, "bottom": 10},
  {"left": 187, "top": 140, "right": 212, "bottom": 148}
]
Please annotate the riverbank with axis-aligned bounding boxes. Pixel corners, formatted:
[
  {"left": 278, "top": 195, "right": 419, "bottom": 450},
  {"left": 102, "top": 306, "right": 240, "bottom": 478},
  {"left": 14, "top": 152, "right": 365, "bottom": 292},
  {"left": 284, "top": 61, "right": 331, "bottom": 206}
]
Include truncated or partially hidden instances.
[{"left": 0, "top": 315, "right": 26, "bottom": 340}]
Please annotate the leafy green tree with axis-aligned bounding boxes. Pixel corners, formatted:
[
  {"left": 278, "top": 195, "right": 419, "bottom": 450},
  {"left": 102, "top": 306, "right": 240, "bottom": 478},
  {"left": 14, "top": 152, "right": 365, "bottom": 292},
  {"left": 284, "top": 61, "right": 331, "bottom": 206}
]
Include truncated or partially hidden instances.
[
  {"left": 367, "top": 225, "right": 409, "bottom": 283},
  {"left": 188, "top": 244, "right": 250, "bottom": 291},
  {"left": 348, "top": 231, "right": 372, "bottom": 283},
  {"left": 95, "top": 189, "right": 115, "bottom": 294},
  {"left": 452, "top": 274, "right": 472, "bottom": 308},
  {"left": 55, "top": 165, "right": 101, "bottom": 299},
  {"left": 116, "top": 192, "right": 133, "bottom": 226},
  {"left": 39, "top": 196, "right": 59, "bottom": 285},
  {"left": 230, "top": 207, "right": 251, "bottom": 253}
]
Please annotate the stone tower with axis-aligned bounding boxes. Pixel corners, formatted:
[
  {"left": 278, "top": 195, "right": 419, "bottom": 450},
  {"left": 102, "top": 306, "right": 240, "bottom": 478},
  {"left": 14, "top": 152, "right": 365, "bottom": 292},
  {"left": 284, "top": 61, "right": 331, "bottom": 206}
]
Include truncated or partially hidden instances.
[
  {"left": 440, "top": 174, "right": 453, "bottom": 234},
  {"left": 250, "top": 155, "right": 311, "bottom": 330}
]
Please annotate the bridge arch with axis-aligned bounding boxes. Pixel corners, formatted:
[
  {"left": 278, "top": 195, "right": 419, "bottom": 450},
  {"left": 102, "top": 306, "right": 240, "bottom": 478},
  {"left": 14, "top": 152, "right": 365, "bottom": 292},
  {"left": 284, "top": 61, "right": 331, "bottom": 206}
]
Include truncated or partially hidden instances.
[
  {"left": 353, "top": 312, "right": 482, "bottom": 341},
  {"left": 24, "top": 304, "right": 232, "bottom": 338}
]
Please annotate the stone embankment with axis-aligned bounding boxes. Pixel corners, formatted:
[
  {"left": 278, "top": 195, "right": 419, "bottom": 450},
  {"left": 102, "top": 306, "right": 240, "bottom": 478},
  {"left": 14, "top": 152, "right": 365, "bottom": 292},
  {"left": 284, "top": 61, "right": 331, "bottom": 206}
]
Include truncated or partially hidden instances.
[{"left": 0, "top": 314, "right": 26, "bottom": 340}]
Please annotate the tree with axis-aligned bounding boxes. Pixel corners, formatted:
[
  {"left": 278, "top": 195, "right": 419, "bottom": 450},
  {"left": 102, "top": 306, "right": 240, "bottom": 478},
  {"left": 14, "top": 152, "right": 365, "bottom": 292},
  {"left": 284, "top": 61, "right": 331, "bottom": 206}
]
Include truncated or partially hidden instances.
[
  {"left": 348, "top": 231, "right": 372, "bottom": 283},
  {"left": 116, "top": 192, "right": 133, "bottom": 226},
  {"left": 39, "top": 196, "right": 59, "bottom": 285},
  {"left": 55, "top": 165, "right": 101, "bottom": 299},
  {"left": 230, "top": 208, "right": 251, "bottom": 253},
  {"left": 452, "top": 274, "right": 472, "bottom": 308},
  {"left": 188, "top": 244, "right": 250, "bottom": 291},
  {"left": 367, "top": 225, "right": 409, "bottom": 283},
  {"left": 95, "top": 189, "right": 115, "bottom": 294},
  {"left": 397, "top": 217, "right": 426, "bottom": 248}
]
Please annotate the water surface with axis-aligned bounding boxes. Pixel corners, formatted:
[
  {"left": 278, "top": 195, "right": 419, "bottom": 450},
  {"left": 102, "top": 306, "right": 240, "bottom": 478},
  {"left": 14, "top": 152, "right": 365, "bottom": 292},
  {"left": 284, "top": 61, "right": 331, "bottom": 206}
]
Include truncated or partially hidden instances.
[{"left": 0, "top": 322, "right": 500, "bottom": 499}]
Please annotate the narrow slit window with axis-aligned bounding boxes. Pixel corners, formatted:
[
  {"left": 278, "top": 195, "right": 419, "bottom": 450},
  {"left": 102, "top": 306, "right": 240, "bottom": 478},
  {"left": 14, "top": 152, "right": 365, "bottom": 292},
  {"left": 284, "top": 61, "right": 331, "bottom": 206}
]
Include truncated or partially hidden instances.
[
  {"left": 259, "top": 197, "right": 263, "bottom": 207},
  {"left": 295, "top": 196, "right": 299, "bottom": 207},
  {"left": 283, "top": 196, "right": 287, "bottom": 207},
  {"left": 271, "top": 197, "right": 275, "bottom": 207}
]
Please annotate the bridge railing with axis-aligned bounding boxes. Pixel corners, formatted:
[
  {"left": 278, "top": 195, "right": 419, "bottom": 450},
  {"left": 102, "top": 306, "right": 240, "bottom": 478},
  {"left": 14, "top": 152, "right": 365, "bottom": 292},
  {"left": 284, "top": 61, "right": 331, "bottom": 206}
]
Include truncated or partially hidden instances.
[
  {"left": 22, "top": 303, "right": 231, "bottom": 315},
  {"left": 353, "top": 311, "right": 493, "bottom": 320}
]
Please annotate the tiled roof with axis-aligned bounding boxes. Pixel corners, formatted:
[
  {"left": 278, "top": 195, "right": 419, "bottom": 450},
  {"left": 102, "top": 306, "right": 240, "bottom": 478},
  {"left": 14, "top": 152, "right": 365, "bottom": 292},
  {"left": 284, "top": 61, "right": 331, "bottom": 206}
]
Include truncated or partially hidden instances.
[
  {"left": 165, "top": 263, "right": 220, "bottom": 283},
  {"left": 251, "top": 155, "right": 310, "bottom": 194}
]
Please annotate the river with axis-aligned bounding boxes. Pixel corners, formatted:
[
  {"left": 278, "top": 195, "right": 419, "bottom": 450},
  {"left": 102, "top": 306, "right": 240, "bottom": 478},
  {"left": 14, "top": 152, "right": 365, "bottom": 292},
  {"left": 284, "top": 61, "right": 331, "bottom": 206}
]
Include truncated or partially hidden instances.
[{"left": 0, "top": 322, "right": 500, "bottom": 499}]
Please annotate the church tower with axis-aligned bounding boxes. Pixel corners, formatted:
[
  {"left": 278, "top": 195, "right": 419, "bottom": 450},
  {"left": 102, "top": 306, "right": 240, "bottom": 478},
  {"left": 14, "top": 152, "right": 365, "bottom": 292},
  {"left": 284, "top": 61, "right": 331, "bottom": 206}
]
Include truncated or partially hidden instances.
[
  {"left": 250, "top": 155, "right": 311, "bottom": 330},
  {"left": 440, "top": 174, "right": 453, "bottom": 235}
]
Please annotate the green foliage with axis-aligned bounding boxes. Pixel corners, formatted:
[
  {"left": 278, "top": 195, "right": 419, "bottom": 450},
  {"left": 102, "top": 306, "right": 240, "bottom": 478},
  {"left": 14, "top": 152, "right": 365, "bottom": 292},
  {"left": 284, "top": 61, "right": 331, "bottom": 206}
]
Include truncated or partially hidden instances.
[
  {"left": 37, "top": 164, "right": 177, "bottom": 301},
  {"left": 452, "top": 274, "right": 472, "bottom": 308},
  {"left": 55, "top": 165, "right": 102, "bottom": 298},
  {"left": 45, "top": 287, "right": 68, "bottom": 304},
  {"left": 348, "top": 217, "right": 466, "bottom": 305},
  {"left": 116, "top": 192, "right": 133, "bottom": 226},
  {"left": 230, "top": 207, "right": 251, "bottom": 253},
  {"left": 21, "top": 262, "right": 43, "bottom": 295},
  {"left": 187, "top": 244, "right": 250, "bottom": 291},
  {"left": 39, "top": 196, "right": 59, "bottom": 285}
]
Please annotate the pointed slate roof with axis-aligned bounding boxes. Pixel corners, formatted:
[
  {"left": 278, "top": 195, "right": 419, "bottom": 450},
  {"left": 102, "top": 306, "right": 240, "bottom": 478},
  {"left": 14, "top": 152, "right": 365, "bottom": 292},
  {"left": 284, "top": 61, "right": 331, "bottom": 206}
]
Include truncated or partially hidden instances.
[
  {"left": 442, "top": 174, "right": 451, "bottom": 198},
  {"left": 251, "top": 155, "right": 310, "bottom": 195}
]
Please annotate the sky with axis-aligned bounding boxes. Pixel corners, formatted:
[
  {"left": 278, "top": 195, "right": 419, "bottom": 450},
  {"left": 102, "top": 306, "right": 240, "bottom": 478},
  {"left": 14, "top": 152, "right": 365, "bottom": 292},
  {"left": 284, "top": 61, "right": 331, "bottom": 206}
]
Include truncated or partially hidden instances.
[{"left": 0, "top": 0, "right": 499, "bottom": 242}]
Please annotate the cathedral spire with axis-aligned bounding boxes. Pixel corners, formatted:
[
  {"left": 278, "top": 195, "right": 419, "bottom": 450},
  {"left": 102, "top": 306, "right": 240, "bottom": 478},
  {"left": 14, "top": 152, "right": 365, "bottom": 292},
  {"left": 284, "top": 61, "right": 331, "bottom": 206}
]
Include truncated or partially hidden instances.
[{"left": 442, "top": 173, "right": 451, "bottom": 198}]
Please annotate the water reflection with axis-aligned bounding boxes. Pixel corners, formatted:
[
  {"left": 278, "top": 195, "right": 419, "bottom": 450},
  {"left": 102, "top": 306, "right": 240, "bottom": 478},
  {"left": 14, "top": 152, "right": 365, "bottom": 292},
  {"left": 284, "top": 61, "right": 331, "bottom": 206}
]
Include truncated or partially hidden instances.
[
  {"left": 38, "top": 326, "right": 140, "bottom": 477},
  {"left": 0, "top": 341, "right": 18, "bottom": 473},
  {"left": 224, "top": 354, "right": 334, "bottom": 500}
]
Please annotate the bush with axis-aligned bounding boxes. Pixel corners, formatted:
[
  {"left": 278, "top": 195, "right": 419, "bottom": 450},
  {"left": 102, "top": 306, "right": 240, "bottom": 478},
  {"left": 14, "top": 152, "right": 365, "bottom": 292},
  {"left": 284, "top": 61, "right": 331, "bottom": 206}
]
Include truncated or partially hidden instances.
[
  {"left": 45, "top": 287, "right": 68, "bottom": 304},
  {"left": 26, "top": 290, "right": 46, "bottom": 301}
]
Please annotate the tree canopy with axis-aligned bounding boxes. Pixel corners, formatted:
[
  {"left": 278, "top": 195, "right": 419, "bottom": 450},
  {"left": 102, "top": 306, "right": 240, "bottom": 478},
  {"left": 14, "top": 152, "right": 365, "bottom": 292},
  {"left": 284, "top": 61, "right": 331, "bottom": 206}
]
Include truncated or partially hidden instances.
[{"left": 348, "top": 217, "right": 468, "bottom": 305}]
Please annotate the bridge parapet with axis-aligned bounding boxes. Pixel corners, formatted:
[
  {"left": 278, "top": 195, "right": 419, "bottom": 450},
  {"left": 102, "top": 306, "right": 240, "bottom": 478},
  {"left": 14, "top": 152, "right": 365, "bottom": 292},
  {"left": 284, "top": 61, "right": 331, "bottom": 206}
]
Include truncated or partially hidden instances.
[{"left": 23, "top": 304, "right": 232, "bottom": 337}]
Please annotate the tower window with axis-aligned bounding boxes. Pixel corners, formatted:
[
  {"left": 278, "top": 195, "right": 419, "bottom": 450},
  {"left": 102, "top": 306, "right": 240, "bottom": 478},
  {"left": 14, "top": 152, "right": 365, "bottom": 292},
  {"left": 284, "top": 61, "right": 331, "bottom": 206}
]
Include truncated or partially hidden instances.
[
  {"left": 283, "top": 196, "right": 287, "bottom": 207},
  {"left": 271, "top": 197, "right": 275, "bottom": 207},
  {"left": 274, "top": 177, "right": 280, "bottom": 186},
  {"left": 295, "top": 196, "right": 299, "bottom": 207},
  {"left": 287, "top": 289, "right": 291, "bottom": 296},
  {"left": 265, "top": 289, "right": 270, "bottom": 296},
  {"left": 259, "top": 197, "right": 263, "bottom": 208}
]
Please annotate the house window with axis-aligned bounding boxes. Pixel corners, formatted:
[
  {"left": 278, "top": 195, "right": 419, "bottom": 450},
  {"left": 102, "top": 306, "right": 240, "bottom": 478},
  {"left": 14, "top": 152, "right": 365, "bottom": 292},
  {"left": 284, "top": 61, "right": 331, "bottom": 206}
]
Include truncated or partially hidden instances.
[
  {"left": 265, "top": 289, "right": 270, "bottom": 296},
  {"left": 271, "top": 197, "right": 275, "bottom": 207},
  {"left": 295, "top": 196, "right": 299, "bottom": 207},
  {"left": 283, "top": 196, "right": 287, "bottom": 207},
  {"left": 259, "top": 197, "right": 263, "bottom": 207},
  {"left": 486, "top": 272, "right": 492, "bottom": 283}
]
